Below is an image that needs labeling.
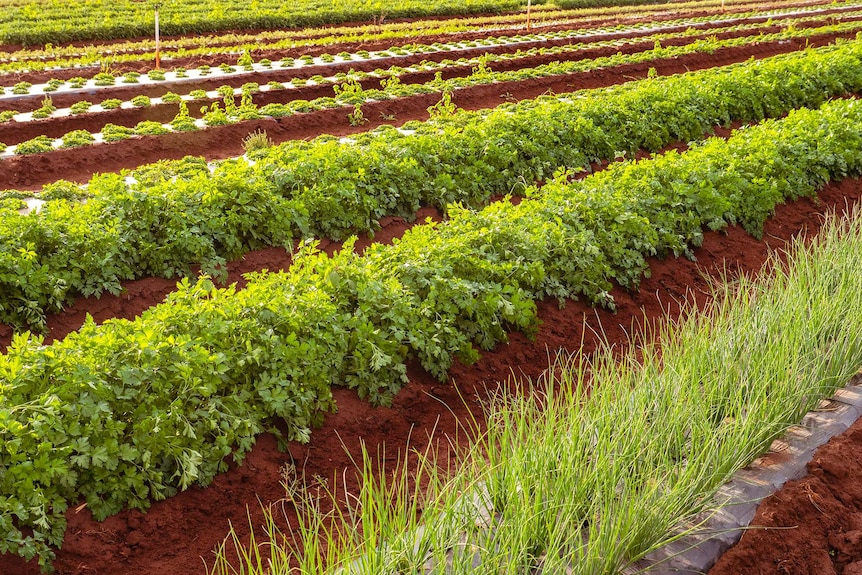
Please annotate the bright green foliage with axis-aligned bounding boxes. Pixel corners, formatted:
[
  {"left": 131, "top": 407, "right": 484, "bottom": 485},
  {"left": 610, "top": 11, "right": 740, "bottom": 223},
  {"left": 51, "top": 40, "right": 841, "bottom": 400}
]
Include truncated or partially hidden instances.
[
  {"left": 30, "top": 96, "right": 56, "bottom": 119},
  {"left": 11, "top": 81, "right": 31, "bottom": 94},
  {"left": 101, "top": 123, "right": 135, "bottom": 142},
  {"left": 2, "top": 97, "right": 862, "bottom": 571},
  {"left": 99, "top": 98, "right": 122, "bottom": 110},
  {"left": 160, "top": 91, "right": 182, "bottom": 103},
  {"left": 14, "top": 135, "right": 54, "bottom": 155},
  {"left": 69, "top": 101, "right": 93, "bottom": 114},
  {"left": 169, "top": 101, "right": 198, "bottom": 131},
  {"left": 42, "top": 78, "right": 63, "bottom": 92},
  {"left": 2, "top": 42, "right": 862, "bottom": 331},
  {"left": 130, "top": 95, "right": 151, "bottom": 108},
  {"left": 61, "top": 130, "right": 95, "bottom": 148},
  {"left": 134, "top": 121, "right": 170, "bottom": 136},
  {"left": 93, "top": 72, "right": 115, "bottom": 86}
]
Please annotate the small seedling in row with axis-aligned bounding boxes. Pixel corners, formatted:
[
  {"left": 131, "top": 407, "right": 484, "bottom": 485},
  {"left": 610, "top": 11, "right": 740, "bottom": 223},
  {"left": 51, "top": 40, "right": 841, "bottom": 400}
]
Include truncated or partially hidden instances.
[
  {"left": 238, "top": 49, "right": 254, "bottom": 69},
  {"left": 93, "top": 72, "right": 115, "bottom": 86},
  {"left": 348, "top": 103, "right": 367, "bottom": 126},
  {"left": 242, "top": 129, "right": 273, "bottom": 155},
  {"left": 15, "top": 135, "right": 54, "bottom": 155},
  {"left": 131, "top": 95, "right": 151, "bottom": 108},
  {"left": 31, "top": 96, "right": 56, "bottom": 119},
  {"left": 160, "top": 92, "right": 182, "bottom": 104},
  {"left": 70, "top": 101, "right": 93, "bottom": 114},
  {"left": 101, "top": 123, "right": 135, "bottom": 141},
  {"left": 61, "top": 130, "right": 95, "bottom": 149}
]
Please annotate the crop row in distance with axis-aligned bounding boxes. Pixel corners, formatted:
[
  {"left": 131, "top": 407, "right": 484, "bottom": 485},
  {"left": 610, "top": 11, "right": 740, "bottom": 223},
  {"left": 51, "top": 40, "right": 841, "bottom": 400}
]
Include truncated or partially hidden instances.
[
  {"left": 2, "top": 20, "right": 860, "bottom": 159},
  {"left": 2, "top": 38, "right": 861, "bottom": 330},
  {"left": 3, "top": 4, "right": 855, "bottom": 120},
  {"left": 0, "top": 0, "right": 846, "bottom": 76},
  {"left": 0, "top": 0, "right": 811, "bottom": 46}
]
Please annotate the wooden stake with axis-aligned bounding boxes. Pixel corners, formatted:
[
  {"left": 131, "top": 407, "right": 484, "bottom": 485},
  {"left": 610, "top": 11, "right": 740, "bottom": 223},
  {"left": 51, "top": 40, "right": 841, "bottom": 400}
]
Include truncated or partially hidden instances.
[
  {"left": 154, "top": 3, "right": 161, "bottom": 70},
  {"left": 526, "top": 0, "right": 532, "bottom": 31}
]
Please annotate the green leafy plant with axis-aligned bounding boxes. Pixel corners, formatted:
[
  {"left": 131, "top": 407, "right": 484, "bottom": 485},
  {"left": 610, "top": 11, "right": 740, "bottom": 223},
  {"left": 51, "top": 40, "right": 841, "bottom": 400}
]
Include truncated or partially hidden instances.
[
  {"left": 189, "top": 89, "right": 208, "bottom": 100},
  {"left": 174, "top": 66, "right": 188, "bottom": 78},
  {"left": 69, "top": 76, "right": 87, "bottom": 88},
  {"left": 170, "top": 101, "right": 198, "bottom": 131},
  {"left": 348, "top": 103, "right": 367, "bottom": 126},
  {"left": 30, "top": 96, "right": 56, "bottom": 119},
  {"left": 333, "top": 76, "right": 365, "bottom": 104},
  {"left": 61, "top": 129, "right": 95, "bottom": 148},
  {"left": 42, "top": 78, "right": 64, "bottom": 92},
  {"left": 101, "top": 123, "right": 135, "bottom": 141},
  {"left": 41, "top": 180, "right": 86, "bottom": 201},
  {"left": 242, "top": 129, "right": 273, "bottom": 155},
  {"left": 148, "top": 69, "right": 166, "bottom": 80},
  {"left": 93, "top": 72, "right": 115, "bottom": 86},
  {"left": 122, "top": 71, "right": 141, "bottom": 83},
  {"left": 161, "top": 92, "right": 182, "bottom": 104},
  {"left": 427, "top": 91, "right": 459, "bottom": 119},
  {"left": 134, "top": 120, "right": 170, "bottom": 135},
  {"left": 0, "top": 110, "right": 17, "bottom": 122},
  {"left": 237, "top": 48, "right": 253, "bottom": 69},
  {"left": 259, "top": 103, "right": 292, "bottom": 117},
  {"left": 100, "top": 98, "right": 123, "bottom": 110},
  {"left": 69, "top": 100, "right": 93, "bottom": 114},
  {"left": 12, "top": 81, "right": 32, "bottom": 94},
  {"left": 15, "top": 135, "right": 55, "bottom": 155},
  {"left": 236, "top": 88, "right": 261, "bottom": 120},
  {"left": 131, "top": 95, "right": 151, "bottom": 108},
  {"left": 201, "top": 103, "right": 230, "bottom": 126}
]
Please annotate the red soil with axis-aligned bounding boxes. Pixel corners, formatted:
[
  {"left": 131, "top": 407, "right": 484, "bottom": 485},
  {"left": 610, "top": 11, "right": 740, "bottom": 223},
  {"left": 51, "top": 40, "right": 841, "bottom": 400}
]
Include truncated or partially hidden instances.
[
  {"left": 0, "top": 31, "right": 853, "bottom": 191},
  {"left": 0, "top": 0, "right": 837, "bottom": 78},
  {"left": 708, "top": 412, "right": 862, "bottom": 575},
  {"left": 0, "top": 132, "right": 861, "bottom": 575},
  {"left": 2, "top": 13, "right": 862, "bottom": 575}
]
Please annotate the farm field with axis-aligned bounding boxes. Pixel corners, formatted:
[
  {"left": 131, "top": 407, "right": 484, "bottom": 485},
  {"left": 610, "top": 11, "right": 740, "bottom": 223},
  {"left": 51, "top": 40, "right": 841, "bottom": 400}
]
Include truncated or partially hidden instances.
[{"left": 3, "top": 0, "right": 862, "bottom": 574}]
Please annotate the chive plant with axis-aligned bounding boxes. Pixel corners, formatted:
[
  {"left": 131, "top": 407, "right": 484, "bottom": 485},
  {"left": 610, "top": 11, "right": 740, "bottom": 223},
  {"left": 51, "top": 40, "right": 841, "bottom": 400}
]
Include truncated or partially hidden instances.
[{"left": 209, "top": 208, "right": 862, "bottom": 574}]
